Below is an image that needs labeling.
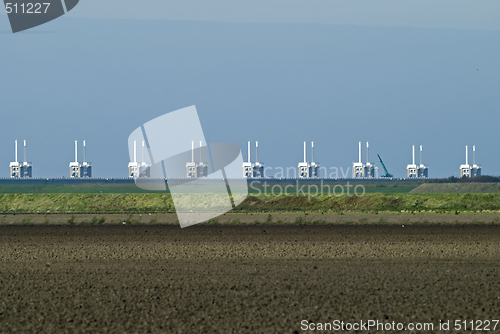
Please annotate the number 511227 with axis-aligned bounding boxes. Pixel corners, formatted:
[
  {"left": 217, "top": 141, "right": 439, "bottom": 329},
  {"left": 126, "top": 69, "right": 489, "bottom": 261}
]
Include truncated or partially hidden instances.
[{"left": 5, "top": 3, "right": 50, "bottom": 14}]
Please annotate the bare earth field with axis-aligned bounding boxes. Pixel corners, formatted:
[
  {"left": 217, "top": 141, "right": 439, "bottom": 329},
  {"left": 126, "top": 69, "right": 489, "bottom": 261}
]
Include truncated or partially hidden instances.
[
  {"left": 2, "top": 211, "right": 500, "bottom": 226},
  {"left": 0, "top": 221, "right": 500, "bottom": 333}
]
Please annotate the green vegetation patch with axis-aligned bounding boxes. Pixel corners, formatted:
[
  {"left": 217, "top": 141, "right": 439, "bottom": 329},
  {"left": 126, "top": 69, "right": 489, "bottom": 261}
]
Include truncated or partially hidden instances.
[
  {"left": 0, "top": 184, "right": 159, "bottom": 194},
  {"left": 0, "top": 194, "right": 175, "bottom": 213},
  {"left": 2, "top": 193, "right": 500, "bottom": 214},
  {"left": 237, "top": 193, "right": 500, "bottom": 212},
  {"left": 0, "top": 181, "right": 420, "bottom": 194},
  {"left": 411, "top": 183, "right": 500, "bottom": 194}
]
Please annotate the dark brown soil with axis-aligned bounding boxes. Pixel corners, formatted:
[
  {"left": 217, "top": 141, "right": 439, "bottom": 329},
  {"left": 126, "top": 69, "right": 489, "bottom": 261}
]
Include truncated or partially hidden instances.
[{"left": 0, "top": 224, "right": 499, "bottom": 333}]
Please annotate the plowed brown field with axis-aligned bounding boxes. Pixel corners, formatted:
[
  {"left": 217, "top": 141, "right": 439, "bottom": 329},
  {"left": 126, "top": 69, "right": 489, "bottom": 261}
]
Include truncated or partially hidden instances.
[{"left": 0, "top": 223, "right": 499, "bottom": 333}]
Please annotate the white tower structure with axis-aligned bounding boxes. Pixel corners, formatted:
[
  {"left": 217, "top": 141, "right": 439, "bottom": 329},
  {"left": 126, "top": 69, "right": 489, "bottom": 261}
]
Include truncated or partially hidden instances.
[
  {"left": 242, "top": 141, "right": 254, "bottom": 177},
  {"left": 365, "top": 142, "right": 374, "bottom": 177},
  {"left": 128, "top": 140, "right": 140, "bottom": 178},
  {"left": 186, "top": 141, "right": 197, "bottom": 178},
  {"left": 139, "top": 140, "right": 151, "bottom": 177},
  {"left": 197, "top": 141, "right": 208, "bottom": 177},
  {"left": 460, "top": 145, "right": 472, "bottom": 178},
  {"left": 80, "top": 140, "right": 92, "bottom": 177},
  {"left": 407, "top": 145, "right": 418, "bottom": 178},
  {"left": 471, "top": 145, "right": 481, "bottom": 177},
  {"left": 310, "top": 141, "right": 320, "bottom": 177},
  {"left": 298, "top": 141, "right": 311, "bottom": 178},
  {"left": 186, "top": 140, "right": 208, "bottom": 178},
  {"left": 69, "top": 140, "right": 82, "bottom": 178},
  {"left": 253, "top": 141, "right": 265, "bottom": 177},
  {"left": 9, "top": 140, "right": 21, "bottom": 178},
  {"left": 353, "top": 142, "right": 365, "bottom": 178},
  {"left": 417, "top": 145, "right": 429, "bottom": 177},
  {"left": 20, "top": 140, "right": 33, "bottom": 178},
  {"left": 461, "top": 145, "right": 481, "bottom": 178}
]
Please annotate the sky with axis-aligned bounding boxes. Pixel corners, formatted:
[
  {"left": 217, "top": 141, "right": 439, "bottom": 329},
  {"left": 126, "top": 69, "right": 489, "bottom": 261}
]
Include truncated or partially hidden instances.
[
  {"left": 67, "top": 0, "right": 500, "bottom": 31},
  {"left": 0, "top": 1, "right": 499, "bottom": 178}
]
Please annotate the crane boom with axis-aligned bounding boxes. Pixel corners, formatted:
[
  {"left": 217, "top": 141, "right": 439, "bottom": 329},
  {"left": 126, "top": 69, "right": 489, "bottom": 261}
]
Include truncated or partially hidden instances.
[{"left": 377, "top": 154, "right": 393, "bottom": 178}]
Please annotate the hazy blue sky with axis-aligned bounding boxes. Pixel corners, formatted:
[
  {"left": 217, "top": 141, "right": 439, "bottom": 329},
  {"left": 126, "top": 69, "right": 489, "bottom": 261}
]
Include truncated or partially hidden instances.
[
  {"left": 67, "top": 0, "right": 500, "bottom": 31},
  {"left": 0, "top": 2, "right": 499, "bottom": 178}
]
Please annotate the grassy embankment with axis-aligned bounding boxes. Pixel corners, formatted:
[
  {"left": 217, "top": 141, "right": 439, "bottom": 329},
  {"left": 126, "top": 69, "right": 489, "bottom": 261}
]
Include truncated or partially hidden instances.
[
  {"left": 0, "top": 182, "right": 420, "bottom": 194},
  {"left": 410, "top": 183, "right": 500, "bottom": 193},
  {"left": 2, "top": 193, "right": 500, "bottom": 214}
]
